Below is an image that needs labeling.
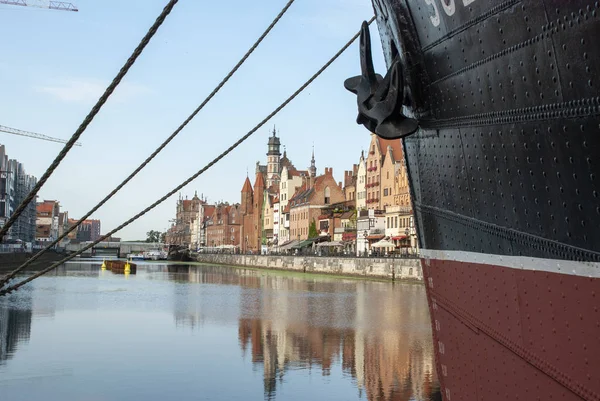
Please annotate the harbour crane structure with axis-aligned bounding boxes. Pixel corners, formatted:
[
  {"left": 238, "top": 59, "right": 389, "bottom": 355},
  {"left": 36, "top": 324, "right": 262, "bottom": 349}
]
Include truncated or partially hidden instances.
[
  {"left": 0, "top": 0, "right": 78, "bottom": 12},
  {"left": 0, "top": 125, "right": 82, "bottom": 146}
]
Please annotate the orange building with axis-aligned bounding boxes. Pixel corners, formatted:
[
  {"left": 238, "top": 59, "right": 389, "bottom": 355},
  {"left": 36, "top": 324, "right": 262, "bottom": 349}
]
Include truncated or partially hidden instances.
[{"left": 364, "top": 134, "right": 405, "bottom": 210}]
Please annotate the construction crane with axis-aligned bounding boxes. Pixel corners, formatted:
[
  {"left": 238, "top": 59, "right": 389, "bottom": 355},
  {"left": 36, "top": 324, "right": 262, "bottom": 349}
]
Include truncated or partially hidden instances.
[
  {"left": 0, "top": 125, "right": 82, "bottom": 146},
  {"left": 0, "top": 1, "right": 78, "bottom": 12}
]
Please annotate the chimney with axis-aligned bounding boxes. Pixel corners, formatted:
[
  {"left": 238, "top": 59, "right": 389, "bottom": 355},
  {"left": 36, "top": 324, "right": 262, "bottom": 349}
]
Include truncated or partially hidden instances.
[{"left": 338, "top": 181, "right": 342, "bottom": 190}]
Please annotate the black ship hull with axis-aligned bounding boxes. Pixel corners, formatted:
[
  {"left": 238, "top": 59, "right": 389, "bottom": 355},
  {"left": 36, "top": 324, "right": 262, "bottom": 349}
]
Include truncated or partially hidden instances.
[{"left": 347, "top": 1, "right": 600, "bottom": 400}]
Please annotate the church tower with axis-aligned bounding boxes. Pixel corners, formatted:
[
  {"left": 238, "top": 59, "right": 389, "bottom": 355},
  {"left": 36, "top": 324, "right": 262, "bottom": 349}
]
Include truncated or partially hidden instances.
[
  {"left": 309, "top": 146, "right": 317, "bottom": 177},
  {"left": 266, "top": 127, "right": 281, "bottom": 187},
  {"left": 241, "top": 176, "right": 253, "bottom": 215}
]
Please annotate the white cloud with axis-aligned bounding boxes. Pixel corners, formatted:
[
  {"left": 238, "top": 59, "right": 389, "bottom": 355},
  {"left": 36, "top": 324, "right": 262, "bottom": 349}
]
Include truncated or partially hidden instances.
[{"left": 36, "top": 78, "right": 152, "bottom": 104}]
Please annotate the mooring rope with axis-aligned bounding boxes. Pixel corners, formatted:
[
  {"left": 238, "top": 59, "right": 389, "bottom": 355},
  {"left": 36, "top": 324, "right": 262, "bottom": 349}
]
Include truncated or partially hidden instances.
[
  {"left": 0, "top": 0, "right": 297, "bottom": 289},
  {"left": 0, "top": 0, "right": 179, "bottom": 241},
  {"left": 0, "top": 17, "right": 375, "bottom": 296}
]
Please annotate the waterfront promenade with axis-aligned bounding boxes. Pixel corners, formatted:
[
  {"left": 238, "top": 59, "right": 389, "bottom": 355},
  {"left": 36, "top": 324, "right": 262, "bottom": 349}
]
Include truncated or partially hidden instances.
[{"left": 195, "top": 253, "right": 423, "bottom": 281}]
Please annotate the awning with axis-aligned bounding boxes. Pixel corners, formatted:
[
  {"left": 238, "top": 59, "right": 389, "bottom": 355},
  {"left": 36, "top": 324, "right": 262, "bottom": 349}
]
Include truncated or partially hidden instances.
[
  {"left": 316, "top": 241, "right": 344, "bottom": 247},
  {"left": 342, "top": 232, "right": 356, "bottom": 241},
  {"left": 366, "top": 234, "right": 385, "bottom": 240},
  {"left": 371, "top": 239, "right": 396, "bottom": 248},
  {"left": 278, "top": 239, "right": 299, "bottom": 251},
  {"left": 292, "top": 238, "right": 317, "bottom": 249},
  {"left": 392, "top": 235, "right": 408, "bottom": 241}
]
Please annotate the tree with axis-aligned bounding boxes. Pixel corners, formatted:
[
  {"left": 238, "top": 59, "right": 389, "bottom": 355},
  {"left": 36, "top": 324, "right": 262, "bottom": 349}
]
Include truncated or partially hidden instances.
[
  {"left": 146, "top": 230, "right": 161, "bottom": 243},
  {"left": 308, "top": 218, "right": 318, "bottom": 238},
  {"left": 160, "top": 232, "right": 167, "bottom": 243}
]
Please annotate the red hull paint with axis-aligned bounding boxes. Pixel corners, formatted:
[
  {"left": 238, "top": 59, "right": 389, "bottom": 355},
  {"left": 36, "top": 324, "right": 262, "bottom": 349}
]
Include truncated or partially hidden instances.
[{"left": 422, "top": 257, "right": 600, "bottom": 401}]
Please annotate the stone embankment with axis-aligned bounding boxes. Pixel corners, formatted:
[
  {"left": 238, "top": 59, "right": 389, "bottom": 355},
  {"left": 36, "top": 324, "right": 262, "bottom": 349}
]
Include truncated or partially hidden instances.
[
  {"left": 0, "top": 252, "right": 65, "bottom": 274},
  {"left": 195, "top": 254, "right": 423, "bottom": 281}
]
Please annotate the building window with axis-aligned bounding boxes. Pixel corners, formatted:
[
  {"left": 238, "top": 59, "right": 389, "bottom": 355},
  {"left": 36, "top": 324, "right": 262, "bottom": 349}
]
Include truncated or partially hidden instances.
[
  {"left": 324, "top": 187, "right": 331, "bottom": 204},
  {"left": 395, "top": 216, "right": 398, "bottom": 228},
  {"left": 384, "top": 188, "right": 388, "bottom": 196}
]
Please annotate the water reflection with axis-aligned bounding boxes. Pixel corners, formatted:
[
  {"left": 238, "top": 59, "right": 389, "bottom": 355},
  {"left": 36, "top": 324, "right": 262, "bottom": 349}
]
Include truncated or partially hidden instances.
[
  {"left": 0, "top": 261, "right": 440, "bottom": 401},
  {"left": 0, "top": 290, "right": 32, "bottom": 364},
  {"left": 164, "top": 264, "right": 440, "bottom": 401}
]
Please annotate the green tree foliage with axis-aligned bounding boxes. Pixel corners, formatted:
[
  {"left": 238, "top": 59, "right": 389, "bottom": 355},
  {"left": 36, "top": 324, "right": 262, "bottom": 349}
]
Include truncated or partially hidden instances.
[
  {"left": 309, "top": 219, "right": 318, "bottom": 238},
  {"left": 146, "top": 230, "right": 161, "bottom": 243}
]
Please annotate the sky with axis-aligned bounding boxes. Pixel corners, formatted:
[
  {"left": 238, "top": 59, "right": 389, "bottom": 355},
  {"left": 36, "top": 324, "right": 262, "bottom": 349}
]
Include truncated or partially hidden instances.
[{"left": 0, "top": 0, "right": 387, "bottom": 240}]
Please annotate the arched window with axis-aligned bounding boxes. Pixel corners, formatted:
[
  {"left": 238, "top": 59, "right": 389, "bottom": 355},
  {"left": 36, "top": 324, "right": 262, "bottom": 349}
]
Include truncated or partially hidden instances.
[{"left": 324, "top": 187, "right": 331, "bottom": 204}]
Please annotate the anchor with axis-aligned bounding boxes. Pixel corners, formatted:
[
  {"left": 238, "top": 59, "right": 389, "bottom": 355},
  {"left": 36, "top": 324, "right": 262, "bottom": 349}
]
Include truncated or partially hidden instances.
[{"left": 344, "top": 21, "right": 418, "bottom": 139}]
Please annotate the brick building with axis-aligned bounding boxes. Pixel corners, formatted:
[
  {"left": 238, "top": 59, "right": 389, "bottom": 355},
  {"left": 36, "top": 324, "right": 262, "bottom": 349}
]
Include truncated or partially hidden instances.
[
  {"left": 75, "top": 219, "right": 101, "bottom": 242},
  {"left": 343, "top": 165, "right": 357, "bottom": 204},
  {"left": 240, "top": 172, "right": 265, "bottom": 253},
  {"left": 205, "top": 203, "right": 241, "bottom": 248},
  {"left": 35, "top": 200, "right": 60, "bottom": 242},
  {"left": 289, "top": 168, "right": 345, "bottom": 241}
]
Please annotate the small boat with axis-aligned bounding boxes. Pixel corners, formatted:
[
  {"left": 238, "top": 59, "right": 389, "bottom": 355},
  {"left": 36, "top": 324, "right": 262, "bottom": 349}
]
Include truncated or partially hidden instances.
[
  {"left": 143, "top": 248, "right": 167, "bottom": 260},
  {"left": 126, "top": 252, "right": 145, "bottom": 261}
]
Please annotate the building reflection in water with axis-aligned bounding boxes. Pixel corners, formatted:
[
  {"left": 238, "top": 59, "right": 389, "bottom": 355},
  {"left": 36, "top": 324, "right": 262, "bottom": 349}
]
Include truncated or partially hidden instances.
[
  {"left": 166, "top": 264, "right": 440, "bottom": 401},
  {"left": 0, "top": 260, "right": 96, "bottom": 359},
  {"left": 0, "top": 290, "right": 33, "bottom": 364}
]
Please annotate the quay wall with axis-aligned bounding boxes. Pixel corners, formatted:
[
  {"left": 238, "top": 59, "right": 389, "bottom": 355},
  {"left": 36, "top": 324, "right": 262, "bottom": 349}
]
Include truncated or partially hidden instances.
[
  {"left": 0, "top": 252, "right": 65, "bottom": 273},
  {"left": 195, "top": 254, "right": 423, "bottom": 281}
]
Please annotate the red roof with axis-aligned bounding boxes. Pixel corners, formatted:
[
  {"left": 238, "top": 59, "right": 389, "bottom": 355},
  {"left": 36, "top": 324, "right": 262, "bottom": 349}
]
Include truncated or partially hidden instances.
[
  {"left": 288, "top": 169, "right": 308, "bottom": 178},
  {"left": 37, "top": 202, "right": 55, "bottom": 214},
  {"left": 203, "top": 205, "right": 215, "bottom": 217},
  {"left": 254, "top": 172, "right": 265, "bottom": 188},
  {"left": 241, "top": 177, "right": 253, "bottom": 193},
  {"left": 377, "top": 137, "right": 403, "bottom": 162}
]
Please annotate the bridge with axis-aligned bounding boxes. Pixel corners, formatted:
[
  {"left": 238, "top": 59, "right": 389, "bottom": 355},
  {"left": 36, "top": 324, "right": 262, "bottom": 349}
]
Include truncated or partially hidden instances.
[{"left": 65, "top": 242, "right": 164, "bottom": 258}]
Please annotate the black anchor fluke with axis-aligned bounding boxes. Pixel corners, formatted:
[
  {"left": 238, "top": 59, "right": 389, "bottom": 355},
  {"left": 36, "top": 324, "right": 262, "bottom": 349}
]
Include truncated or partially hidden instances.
[{"left": 344, "top": 21, "right": 418, "bottom": 139}]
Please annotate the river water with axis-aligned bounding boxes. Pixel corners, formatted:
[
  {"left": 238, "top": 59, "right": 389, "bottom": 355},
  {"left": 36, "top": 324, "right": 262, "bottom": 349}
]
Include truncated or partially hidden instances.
[{"left": 0, "top": 260, "right": 440, "bottom": 401}]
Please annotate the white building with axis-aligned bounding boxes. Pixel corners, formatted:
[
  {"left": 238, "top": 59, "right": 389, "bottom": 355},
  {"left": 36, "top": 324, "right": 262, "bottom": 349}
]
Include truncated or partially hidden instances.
[
  {"left": 355, "top": 151, "right": 367, "bottom": 211},
  {"left": 356, "top": 209, "right": 385, "bottom": 256},
  {"left": 273, "top": 197, "right": 280, "bottom": 248},
  {"left": 278, "top": 165, "right": 305, "bottom": 244},
  {"left": 384, "top": 205, "right": 418, "bottom": 255},
  {"left": 189, "top": 203, "right": 214, "bottom": 250}
]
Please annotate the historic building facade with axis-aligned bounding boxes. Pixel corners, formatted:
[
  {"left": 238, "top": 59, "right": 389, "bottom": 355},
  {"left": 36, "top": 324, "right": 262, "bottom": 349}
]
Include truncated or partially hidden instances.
[
  {"left": 355, "top": 151, "right": 367, "bottom": 211},
  {"left": 205, "top": 203, "right": 241, "bottom": 248},
  {"left": 166, "top": 192, "right": 204, "bottom": 247},
  {"left": 289, "top": 168, "right": 345, "bottom": 241},
  {"left": 240, "top": 172, "right": 265, "bottom": 253}
]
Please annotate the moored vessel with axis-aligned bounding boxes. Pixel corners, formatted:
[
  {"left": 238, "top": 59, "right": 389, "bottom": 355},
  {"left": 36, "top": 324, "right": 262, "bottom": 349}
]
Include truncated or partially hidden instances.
[
  {"left": 103, "top": 260, "right": 137, "bottom": 274},
  {"left": 346, "top": 1, "right": 600, "bottom": 400}
]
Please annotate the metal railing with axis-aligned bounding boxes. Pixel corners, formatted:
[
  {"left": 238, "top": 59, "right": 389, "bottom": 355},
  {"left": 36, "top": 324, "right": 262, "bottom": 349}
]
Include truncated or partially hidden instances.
[{"left": 194, "top": 248, "right": 420, "bottom": 259}]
